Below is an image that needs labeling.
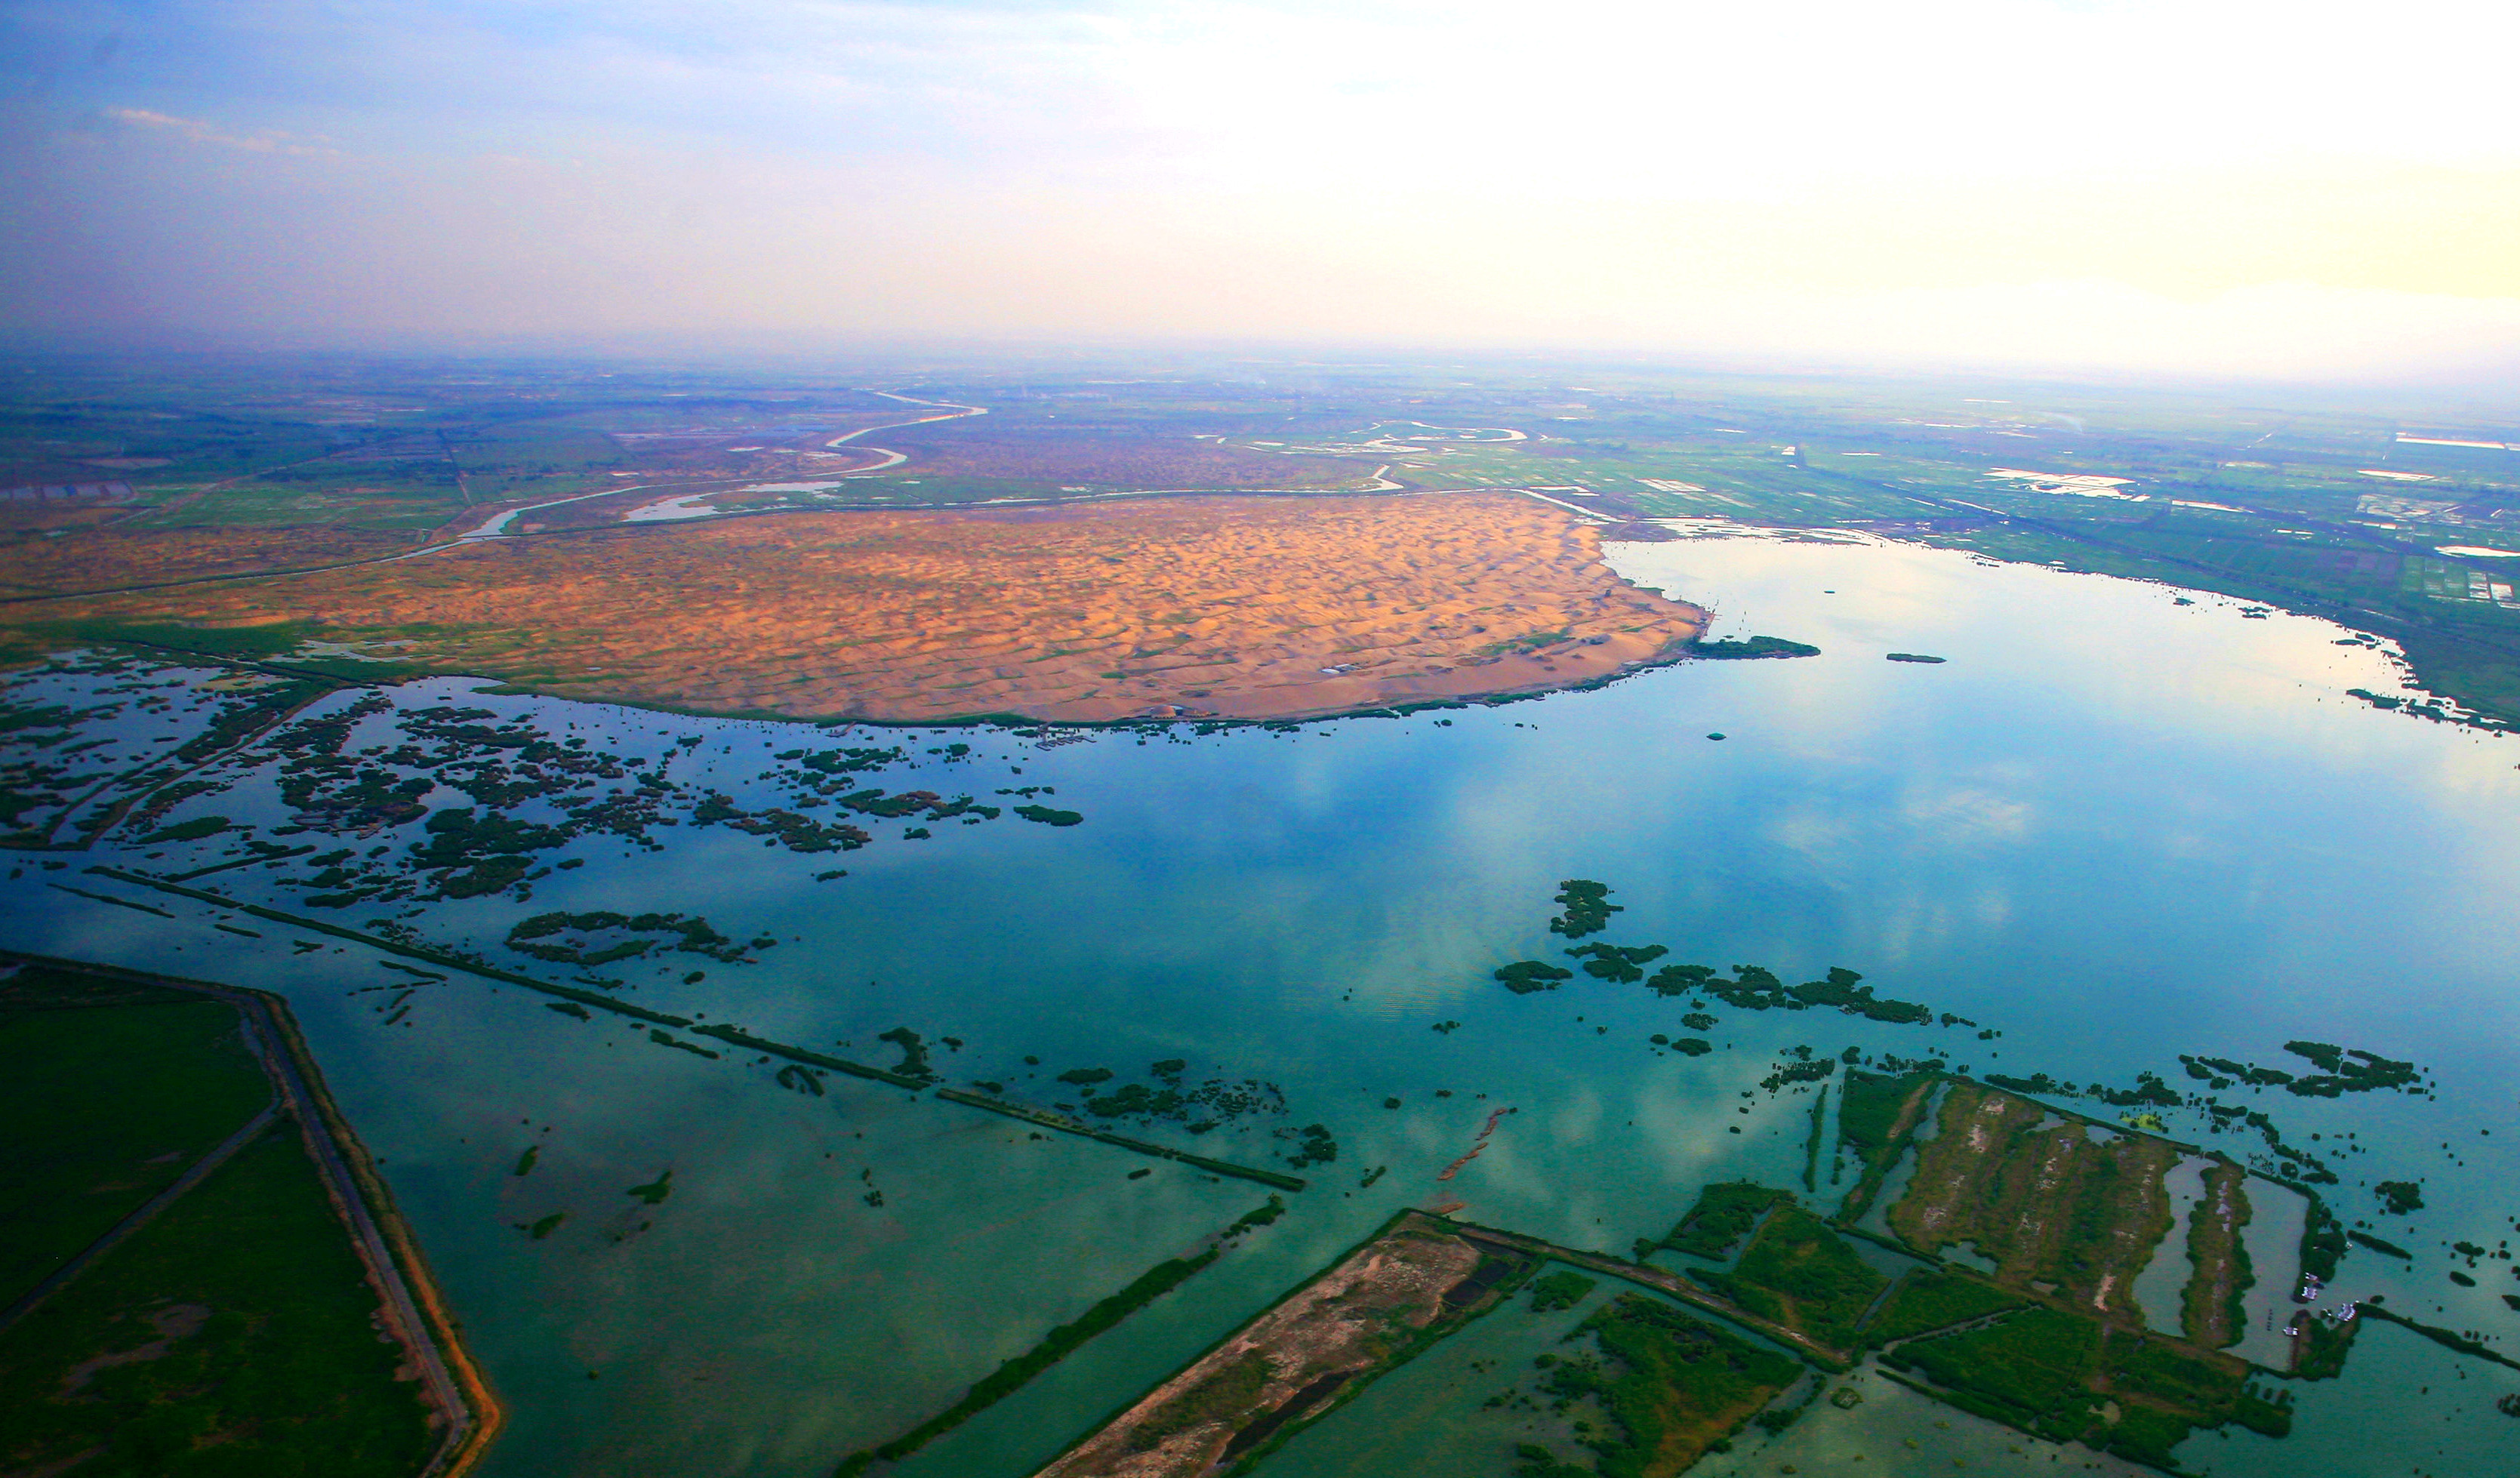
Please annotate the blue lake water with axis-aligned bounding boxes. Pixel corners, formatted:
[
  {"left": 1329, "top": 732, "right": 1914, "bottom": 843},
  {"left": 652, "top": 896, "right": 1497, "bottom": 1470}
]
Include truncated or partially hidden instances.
[{"left": 8, "top": 532, "right": 2518, "bottom": 1476}]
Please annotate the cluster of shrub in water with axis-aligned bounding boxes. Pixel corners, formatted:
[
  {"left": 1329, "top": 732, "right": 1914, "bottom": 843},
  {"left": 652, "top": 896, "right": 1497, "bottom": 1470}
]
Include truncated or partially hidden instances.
[
  {"left": 2178, "top": 1040, "right": 2423, "bottom": 1098},
  {"left": 1279, "top": 1122, "right": 1339, "bottom": 1169},
  {"left": 57, "top": 667, "right": 1106, "bottom": 908},
  {"left": 1546, "top": 879, "right": 1621, "bottom": 938},
  {"left": 1507, "top": 875, "right": 2394, "bottom": 1201},
  {"left": 505, "top": 910, "right": 763, "bottom": 966},
  {"left": 1499, "top": 881, "right": 1935, "bottom": 1023},
  {"left": 1046, "top": 1060, "right": 1288, "bottom": 1134},
  {"left": 1982, "top": 1066, "right": 2342, "bottom": 1184}
]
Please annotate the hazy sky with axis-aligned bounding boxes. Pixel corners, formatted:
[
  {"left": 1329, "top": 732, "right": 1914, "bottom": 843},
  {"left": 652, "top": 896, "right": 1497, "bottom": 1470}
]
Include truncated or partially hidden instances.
[{"left": 5, "top": 0, "right": 2518, "bottom": 379}]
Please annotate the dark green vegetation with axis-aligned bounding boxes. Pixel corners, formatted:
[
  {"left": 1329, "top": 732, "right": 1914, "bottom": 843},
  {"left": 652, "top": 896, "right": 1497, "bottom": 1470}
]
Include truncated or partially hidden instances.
[
  {"left": 1885, "top": 1306, "right": 2096, "bottom": 1440},
  {"left": 1863, "top": 1269, "right": 2024, "bottom": 1345},
  {"left": 2375, "top": 1180, "right": 2426, "bottom": 1215},
  {"left": 1282, "top": 1122, "right": 1339, "bottom": 1170},
  {"left": 876, "top": 1027, "right": 934, "bottom": 1079},
  {"left": 2348, "top": 1230, "right": 2411, "bottom": 1258},
  {"left": 1801, "top": 1085, "right": 1828, "bottom": 1191},
  {"left": 1691, "top": 1207, "right": 1887, "bottom": 1350},
  {"left": 1528, "top": 1270, "right": 1599, "bottom": 1313},
  {"left": 1013, "top": 803, "right": 1085, "bottom": 827},
  {"left": 1566, "top": 942, "right": 1668, "bottom": 982},
  {"left": 1548, "top": 879, "right": 1622, "bottom": 938},
  {"left": 0, "top": 969, "right": 270, "bottom": 1301},
  {"left": 506, "top": 909, "right": 751, "bottom": 965},
  {"left": 1647, "top": 1181, "right": 1791, "bottom": 1259},
  {"left": 0, "top": 1129, "right": 435, "bottom": 1476},
  {"left": 2290, "top": 1310, "right": 2360, "bottom": 1381},
  {"left": 1229, "top": 1196, "right": 1286, "bottom": 1233},
  {"left": 1496, "top": 959, "right": 1575, "bottom": 993},
  {"left": 0, "top": 968, "right": 433, "bottom": 1475},
  {"left": 831, "top": 1215, "right": 1254, "bottom": 1476},
  {"left": 1884, "top": 653, "right": 1946, "bottom": 664},
  {"left": 1688, "top": 636, "right": 1820, "bottom": 660},
  {"left": 1777, "top": 966, "right": 1931, "bottom": 1023},
  {"left": 1832, "top": 1069, "right": 1936, "bottom": 1221},
  {"left": 2297, "top": 1196, "right": 2348, "bottom": 1280},
  {"left": 1884, "top": 1310, "right": 2296, "bottom": 1464},
  {"left": 2177, "top": 1040, "right": 2425, "bottom": 1098},
  {"left": 1535, "top": 1294, "right": 1802, "bottom": 1477},
  {"left": 1043, "top": 1059, "right": 1289, "bottom": 1136},
  {"left": 2361, "top": 1306, "right": 2520, "bottom": 1375},
  {"left": 138, "top": 814, "right": 233, "bottom": 844},
  {"left": 1493, "top": 882, "right": 1937, "bottom": 1033}
]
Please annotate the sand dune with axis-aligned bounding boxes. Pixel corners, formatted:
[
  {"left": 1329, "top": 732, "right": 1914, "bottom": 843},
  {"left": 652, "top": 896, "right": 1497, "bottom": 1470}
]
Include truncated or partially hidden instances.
[{"left": 26, "top": 494, "right": 1708, "bottom": 722}]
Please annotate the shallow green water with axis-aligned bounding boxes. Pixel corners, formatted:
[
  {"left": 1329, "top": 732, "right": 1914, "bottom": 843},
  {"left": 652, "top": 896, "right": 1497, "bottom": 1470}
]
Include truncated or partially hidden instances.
[{"left": 9, "top": 533, "right": 2520, "bottom": 1476}]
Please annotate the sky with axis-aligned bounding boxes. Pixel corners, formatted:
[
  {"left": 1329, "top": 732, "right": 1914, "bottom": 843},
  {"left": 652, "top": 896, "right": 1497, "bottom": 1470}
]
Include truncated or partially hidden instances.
[{"left": 4, "top": 0, "right": 2518, "bottom": 381}]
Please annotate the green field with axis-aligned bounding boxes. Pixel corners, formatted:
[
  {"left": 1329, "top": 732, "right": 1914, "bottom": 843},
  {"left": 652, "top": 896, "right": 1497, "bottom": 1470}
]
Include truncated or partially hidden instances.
[
  {"left": 0, "top": 971, "right": 271, "bottom": 1301},
  {"left": 0, "top": 966, "right": 437, "bottom": 1476},
  {"left": 0, "top": 1127, "right": 434, "bottom": 1476}
]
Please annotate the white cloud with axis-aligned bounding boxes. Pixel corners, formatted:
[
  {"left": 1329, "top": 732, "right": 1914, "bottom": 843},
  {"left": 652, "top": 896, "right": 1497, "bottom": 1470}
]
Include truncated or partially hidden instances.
[
  {"left": 7, "top": 0, "right": 2518, "bottom": 374},
  {"left": 103, "top": 107, "right": 342, "bottom": 157}
]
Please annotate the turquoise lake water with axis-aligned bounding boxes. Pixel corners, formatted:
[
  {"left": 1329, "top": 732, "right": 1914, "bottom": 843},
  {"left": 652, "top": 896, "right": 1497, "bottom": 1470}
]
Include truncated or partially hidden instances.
[{"left": 8, "top": 532, "right": 2519, "bottom": 1476}]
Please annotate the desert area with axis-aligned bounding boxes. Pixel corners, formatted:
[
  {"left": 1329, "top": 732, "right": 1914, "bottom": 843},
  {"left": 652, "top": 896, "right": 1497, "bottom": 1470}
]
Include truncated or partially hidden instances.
[{"left": 5, "top": 493, "right": 1707, "bottom": 722}]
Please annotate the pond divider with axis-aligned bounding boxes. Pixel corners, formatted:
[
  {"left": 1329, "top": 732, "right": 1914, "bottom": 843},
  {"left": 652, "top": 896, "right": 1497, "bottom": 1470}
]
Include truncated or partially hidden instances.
[
  {"left": 685, "top": 1023, "right": 926, "bottom": 1089},
  {"left": 933, "top": 1088, "right": 1308, "bottom": 1191},
  {"left": 81, "top": 867, "right": 1309, "bottom": 1192},
  {"left": 87, "top": 867, "right": 697, "bottom": 1028}
]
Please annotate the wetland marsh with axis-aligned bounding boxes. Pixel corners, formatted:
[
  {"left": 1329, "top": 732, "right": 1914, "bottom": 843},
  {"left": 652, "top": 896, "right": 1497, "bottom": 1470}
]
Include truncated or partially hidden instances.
[{"left": 8, "top": 531, "right": 2520, "bottom": 1477}]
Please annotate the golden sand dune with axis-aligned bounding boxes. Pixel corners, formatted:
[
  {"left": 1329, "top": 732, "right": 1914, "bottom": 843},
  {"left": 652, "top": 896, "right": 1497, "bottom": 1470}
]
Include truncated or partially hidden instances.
[{"left": 29, "top": 494, "right": 1708, "bottom": 722}]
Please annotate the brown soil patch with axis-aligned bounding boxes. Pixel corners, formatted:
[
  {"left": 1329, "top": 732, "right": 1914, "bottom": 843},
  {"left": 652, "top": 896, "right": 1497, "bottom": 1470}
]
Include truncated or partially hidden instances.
[
  {"left": 1035, "top": 1215, "right": 1492, "bottom": 1477},
  {"left": 0, "top": 525, "right": 420, "bottom": 598},
  {"left": 20, "top": 494, "right": 1706, "bottom": 723}
]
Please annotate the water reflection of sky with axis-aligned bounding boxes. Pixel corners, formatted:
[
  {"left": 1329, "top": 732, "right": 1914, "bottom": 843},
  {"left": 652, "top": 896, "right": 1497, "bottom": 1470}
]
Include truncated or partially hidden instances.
[{"left": 8, "top": 535, "right": 2520, "bottom": 1476}]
